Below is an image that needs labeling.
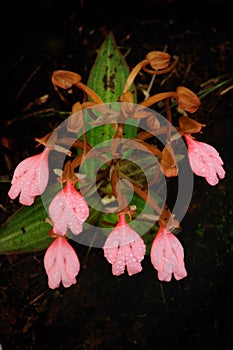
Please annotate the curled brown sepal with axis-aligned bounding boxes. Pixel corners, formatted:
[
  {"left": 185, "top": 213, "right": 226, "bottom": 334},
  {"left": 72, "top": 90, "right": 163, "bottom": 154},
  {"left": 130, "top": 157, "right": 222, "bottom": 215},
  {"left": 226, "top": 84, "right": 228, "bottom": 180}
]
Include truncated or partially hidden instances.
[
  {"left": 179, "top": 115, "right": 206, "bottom": 134},
  {"left": 160, "top": 144, "right": 178, "bottom": 177},
  {"left": 145, "top": 51, "right": 171, "bottom": 70},
  {"left": 143, "top": 51, "right": 179, "bottom": 75},
  {"left": 52, "top": 70, "right": 103, "bottom": 104},
  {"left": 52, "top": 70, "right": 82, "bottom": 89},
  {"left": 176, "top": 86, "right": 201, "bottom": 113}
]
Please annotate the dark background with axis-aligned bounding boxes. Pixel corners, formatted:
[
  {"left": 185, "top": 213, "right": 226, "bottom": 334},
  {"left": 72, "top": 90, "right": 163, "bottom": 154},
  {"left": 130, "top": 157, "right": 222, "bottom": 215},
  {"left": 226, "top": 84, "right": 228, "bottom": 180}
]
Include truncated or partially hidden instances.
[{"left": 0, "top": 1, "right": 233, "bottom": 349}]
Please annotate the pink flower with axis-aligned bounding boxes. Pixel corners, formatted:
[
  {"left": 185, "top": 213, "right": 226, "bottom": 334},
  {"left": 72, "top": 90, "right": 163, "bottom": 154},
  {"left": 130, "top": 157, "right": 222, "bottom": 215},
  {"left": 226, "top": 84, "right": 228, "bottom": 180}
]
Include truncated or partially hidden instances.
[
  {"left": 8, "top": 148, "right": 50, "bottom": 206},
  {"left": 103, "top": 214, "right": 146, "bottom": 276},
  {"left": 150, "top": 225, "right": 187, "bottom": 282},
  {"left": 48, "top": 181, "right": 89, "bottom": 236},
  {"left": 44, "top": 236, "right": 80, "bottom": 289},
  {"left": 184, "top": 134, "right": 225, "bottom": 186}
]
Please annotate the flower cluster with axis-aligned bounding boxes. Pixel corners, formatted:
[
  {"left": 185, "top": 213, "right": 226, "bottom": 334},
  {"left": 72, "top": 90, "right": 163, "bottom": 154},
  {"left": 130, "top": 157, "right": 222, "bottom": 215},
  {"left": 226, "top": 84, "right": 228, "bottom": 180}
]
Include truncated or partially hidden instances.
[
  {"left": 7, "top": 41, "right": 226, "bottom": 289},
  {"left": 8, "top": 148, "right": 89, "bottom": 289},
  {"left": 103, "top": 214, "right": 187, "bottom": 282},
  {"left": 8, "top": 127, "right": 225, "bottom": 287}
]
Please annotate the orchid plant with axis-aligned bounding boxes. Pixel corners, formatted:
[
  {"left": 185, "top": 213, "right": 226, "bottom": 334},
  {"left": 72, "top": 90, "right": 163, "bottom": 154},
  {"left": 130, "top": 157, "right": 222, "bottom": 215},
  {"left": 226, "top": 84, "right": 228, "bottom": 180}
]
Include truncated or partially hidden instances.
[{"left": 0, "top": 32, "right": 226, "bottom": 289}]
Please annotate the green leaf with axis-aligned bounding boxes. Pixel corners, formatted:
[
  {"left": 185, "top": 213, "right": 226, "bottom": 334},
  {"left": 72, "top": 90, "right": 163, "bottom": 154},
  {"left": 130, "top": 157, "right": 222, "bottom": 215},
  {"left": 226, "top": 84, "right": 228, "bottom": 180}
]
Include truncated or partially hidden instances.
[
  {"left": 0, "top": 196, "right": 53, "bottom": 254},
  {"left": 88, "top": 31, "right": 136, "bottom": 104},
  {"left": 85, "top": 31, "right": 138, "bottom": 147}
]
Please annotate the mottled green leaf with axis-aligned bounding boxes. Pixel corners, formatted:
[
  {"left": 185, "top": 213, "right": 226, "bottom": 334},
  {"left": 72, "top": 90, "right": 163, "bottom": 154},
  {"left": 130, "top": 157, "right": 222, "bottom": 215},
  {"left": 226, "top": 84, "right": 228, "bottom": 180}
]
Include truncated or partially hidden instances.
[
  {"left": 0, "top": 196, "right": 52, "bottom": 254},
  {"left": 88, "top": 31, "right": 136, "bottom": 103},
  {"left": 85, "top": 31, "right": 138, "bottom": 147}
]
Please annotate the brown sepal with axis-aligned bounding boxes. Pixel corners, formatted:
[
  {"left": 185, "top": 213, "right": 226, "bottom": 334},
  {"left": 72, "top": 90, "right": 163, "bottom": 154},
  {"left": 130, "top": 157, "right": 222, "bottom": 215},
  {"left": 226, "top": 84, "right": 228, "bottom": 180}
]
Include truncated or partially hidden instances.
[
  {"left": 179, "top": 115, "right": 206, "bottom": 133},
  {"left": 176, "top": 86, "right": 201, "bottom": 113},
  {"left": 52, "top": 70, "right": 82, "bottom": 89},
  {"left": 160, "top": 145, "right": 178, "bottom": 177}
]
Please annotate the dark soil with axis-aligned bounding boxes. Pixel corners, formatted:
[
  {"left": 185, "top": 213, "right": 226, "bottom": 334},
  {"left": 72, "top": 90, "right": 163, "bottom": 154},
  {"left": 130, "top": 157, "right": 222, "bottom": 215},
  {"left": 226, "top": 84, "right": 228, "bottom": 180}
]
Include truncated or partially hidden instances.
[{"left": 0, "top": 1, "right": 233, "bottom": 349}]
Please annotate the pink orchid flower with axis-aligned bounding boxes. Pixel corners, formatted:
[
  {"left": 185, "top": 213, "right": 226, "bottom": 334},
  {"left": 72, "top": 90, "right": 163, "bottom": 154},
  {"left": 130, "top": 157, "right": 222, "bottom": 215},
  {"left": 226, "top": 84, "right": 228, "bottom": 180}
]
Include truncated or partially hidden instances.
[
  {"left": 44, "top": 236, "right": 80, "bottom": 289},
  {"left": 184, "top": 134, "right": 225, "bottom": 186},
  {"left": 8, "top": 148, "right": 50, "bottom": 206},
  {"left": 103, "top": 214, "right": 146, "bottom": 276},
  {"left": 48, "top": 181, "right": 89, "bottom": 236},
  {"left": 150, "top": 225, "right": 187, "bottom": 282}
]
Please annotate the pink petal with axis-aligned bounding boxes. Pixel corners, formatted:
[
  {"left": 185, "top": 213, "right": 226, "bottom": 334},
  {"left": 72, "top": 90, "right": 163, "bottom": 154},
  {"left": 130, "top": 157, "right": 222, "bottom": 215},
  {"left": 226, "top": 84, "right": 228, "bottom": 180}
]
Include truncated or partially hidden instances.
[
  {"left": 128, "top": 230, "right": 146, "bottom": 263},
  {"left": 64, "top": 182, "right": 90, "bottom": 222},
  {"left": 49, "top": 191, "right": 83, "bottom": 236},
  {"left": 150, "top": 226, "right": 187, "bottom": 282},
  {"left": 59, "top": 242, "right": 80, "bottom": 288},
  {"left": 48, "top": 182, "right": 89, "bottom": 236},
  {"left": 184, "top": 135, "right": 225, "bottom": 186},
  {"left": 201, "top": 142, "right": 224, "bottom": 163},
  {"left": 125, "top": 247, "right": 144, "bottom": 276},
  {"left": 112, "top": 246, "right": 128, "bottom": 276},
  {"left": 103, "top": 215, "right": 146, "bottom": 276},
  {"left": 8, "top": 149, "right": 49, "bottom": 205},
  {"left": 44, "top": 236, "right": 80, "bottom": 289},
  {"left": 205, "top": 160, "right": 226, "bottom": 186},
  {"left": 103, "top": 230, "right": 121, "bottom": 264},
  {"left": 28, "top": 150, "right": 49, "bottom": 196},
  {"left": 111, "top": 243, "right": 144, "bottom": 276}
]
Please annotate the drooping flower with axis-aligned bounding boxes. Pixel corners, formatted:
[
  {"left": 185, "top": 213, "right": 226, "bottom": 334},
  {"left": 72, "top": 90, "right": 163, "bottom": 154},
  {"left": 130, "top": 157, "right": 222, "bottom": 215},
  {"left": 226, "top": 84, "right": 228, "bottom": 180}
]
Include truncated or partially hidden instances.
[
  {"left": 44, "top": 236, "right": 80, "bottom": 289},
  {"left": 103, "top": 214, "right": 146, "bottom": 276},
  {"left": 184, "top": 134, "right": 226, "bottom": 186},
  {"left": 8, "top": 148, "right": 50, "bottom": 206},
  {"left": 150, "top": 225, "right": 187, "bottom": 282},
  {"left": 48, "top": 181, "right": 89, "bottom": 236}
]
